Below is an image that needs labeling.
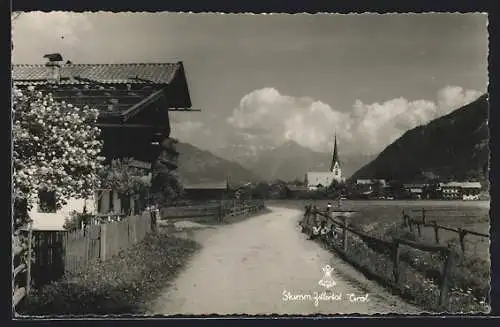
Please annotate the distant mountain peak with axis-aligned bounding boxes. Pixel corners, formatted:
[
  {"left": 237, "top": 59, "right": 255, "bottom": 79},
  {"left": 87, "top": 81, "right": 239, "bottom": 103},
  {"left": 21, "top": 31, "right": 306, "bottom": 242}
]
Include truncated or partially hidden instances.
[{"left": 281, "top": 139, "right": 302, "bottom": 147}]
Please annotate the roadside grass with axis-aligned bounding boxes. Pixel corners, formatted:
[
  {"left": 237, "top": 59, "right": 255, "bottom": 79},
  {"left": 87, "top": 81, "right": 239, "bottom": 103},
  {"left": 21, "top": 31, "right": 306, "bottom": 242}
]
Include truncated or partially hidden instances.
[
  {"left": 381, "top": 226, "right": 490, "bottom": 312},
  {"left": 18, "top": 230, "right": 201, "bottom": 317},
  {"left": 296, "top": 199, "right": 490, "bottom": 313},
  {"left": 319, "top": 230, "right": 489, "bottom": 313}
]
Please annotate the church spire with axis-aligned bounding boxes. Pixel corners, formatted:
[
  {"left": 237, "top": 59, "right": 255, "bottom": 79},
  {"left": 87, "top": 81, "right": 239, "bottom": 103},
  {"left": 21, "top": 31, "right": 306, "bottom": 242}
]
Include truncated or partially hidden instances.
[{"left": 330, "top": 133, "right": 339, "bottom": 172}]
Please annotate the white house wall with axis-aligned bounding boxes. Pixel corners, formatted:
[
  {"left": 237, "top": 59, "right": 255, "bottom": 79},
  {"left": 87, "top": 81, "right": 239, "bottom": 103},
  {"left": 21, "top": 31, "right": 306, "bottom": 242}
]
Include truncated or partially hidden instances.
[
  {"left": 29, "top": 197, "right": 95, "bottom": 231},
  {"left": 29, "top": 190, "right": 131, "bottom": 231}
]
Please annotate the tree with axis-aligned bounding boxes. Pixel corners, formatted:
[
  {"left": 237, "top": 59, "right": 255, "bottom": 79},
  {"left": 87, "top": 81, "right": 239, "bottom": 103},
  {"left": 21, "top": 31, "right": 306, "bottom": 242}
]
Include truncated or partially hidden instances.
[
  {"left": 251, "top": 182, "right": 271, "bottom": 199},
  {"left": 327, "top": 179, "right": 347, "bottom": 199},
  {"left": 371, "top": 179, "right": 384, "bottom": 198},
  {"left": 98, "top": 158, "right": 151, "bottom": 214},
  {"left": 150, "top": 166, "right": 184, "bottom": 207},
  {"left": 147, "top": 137, "right": 184, "bottom": 207},
  {"left": 289, "top": 178, "right": 304, "bottom": 186},
  {"left": 12, "top": 86, "right": 103, "bottom": 226}
]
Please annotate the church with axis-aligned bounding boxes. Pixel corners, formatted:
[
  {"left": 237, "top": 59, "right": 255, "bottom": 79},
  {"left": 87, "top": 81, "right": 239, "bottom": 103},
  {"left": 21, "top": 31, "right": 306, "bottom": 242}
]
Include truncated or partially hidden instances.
[{"left": 305, "top": 134, "right": 345, "bottom": 191}]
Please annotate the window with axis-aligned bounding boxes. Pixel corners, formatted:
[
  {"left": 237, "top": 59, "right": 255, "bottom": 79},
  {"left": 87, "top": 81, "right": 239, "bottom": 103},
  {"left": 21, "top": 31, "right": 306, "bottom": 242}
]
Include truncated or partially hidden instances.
[{"left": 38, "top": 190, "right": 57, "bottom": 213}]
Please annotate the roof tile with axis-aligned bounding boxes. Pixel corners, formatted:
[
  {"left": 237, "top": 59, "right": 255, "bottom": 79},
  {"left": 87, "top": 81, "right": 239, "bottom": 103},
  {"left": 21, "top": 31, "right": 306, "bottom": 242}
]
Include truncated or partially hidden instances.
[{"left": 12, "top": 63, "right": 182, "bottom": 85}]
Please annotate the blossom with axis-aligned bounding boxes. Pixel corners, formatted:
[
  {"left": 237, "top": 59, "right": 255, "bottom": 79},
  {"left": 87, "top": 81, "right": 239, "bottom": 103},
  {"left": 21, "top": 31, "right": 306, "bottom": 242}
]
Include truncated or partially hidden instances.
[{"left": 12, "top": 86, "right": 103, "bottom": 220}]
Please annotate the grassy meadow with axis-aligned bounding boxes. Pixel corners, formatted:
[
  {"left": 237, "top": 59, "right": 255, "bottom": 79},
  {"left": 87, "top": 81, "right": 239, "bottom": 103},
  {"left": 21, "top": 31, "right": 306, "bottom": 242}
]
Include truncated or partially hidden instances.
[{"left": 268, "top": 199, "right": 490, "bottom": 313}]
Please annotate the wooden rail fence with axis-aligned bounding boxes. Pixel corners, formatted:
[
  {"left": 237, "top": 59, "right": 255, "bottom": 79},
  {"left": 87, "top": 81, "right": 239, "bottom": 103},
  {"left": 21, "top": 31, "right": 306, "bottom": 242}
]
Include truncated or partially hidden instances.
[
  {"left": 160, "top": 199, "right": 266, "bottom": 222},
  {"left": 402, "top": 209, "right": 489, "bottom": 255},
  {"left": 302, "top": 205, "right": 454, "bottom": 310}
]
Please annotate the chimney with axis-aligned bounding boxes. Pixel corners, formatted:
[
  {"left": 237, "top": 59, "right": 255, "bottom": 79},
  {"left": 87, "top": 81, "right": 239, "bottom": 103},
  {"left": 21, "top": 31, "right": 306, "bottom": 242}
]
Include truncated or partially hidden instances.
[{"left": 43, "top": 53, "right": 63, "bottom": 84}]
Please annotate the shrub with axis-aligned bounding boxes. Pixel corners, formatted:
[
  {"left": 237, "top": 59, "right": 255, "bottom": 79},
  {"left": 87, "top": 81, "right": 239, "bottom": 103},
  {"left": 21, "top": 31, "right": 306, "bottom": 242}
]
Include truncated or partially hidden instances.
[
  {"left": 20, "top": 232, "right": 201, "bottom": 316},
  {"left": 63, "top": 211, "right": 94, "bottom": 231}
]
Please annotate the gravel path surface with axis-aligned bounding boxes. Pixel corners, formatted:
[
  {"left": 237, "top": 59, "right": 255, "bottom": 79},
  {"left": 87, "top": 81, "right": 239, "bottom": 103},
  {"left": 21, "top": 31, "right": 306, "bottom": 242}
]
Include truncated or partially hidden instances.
[{"left": 148, "top": 206, "right": 421, "bottom": 315}]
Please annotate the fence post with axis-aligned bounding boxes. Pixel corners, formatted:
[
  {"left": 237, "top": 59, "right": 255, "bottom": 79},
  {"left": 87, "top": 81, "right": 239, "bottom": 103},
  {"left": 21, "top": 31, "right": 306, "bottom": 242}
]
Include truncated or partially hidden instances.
[
  {"left": 100, "top": 224, "right": 107, "bottom": 261},
  {"left": 417, "top": 222, "right": 422, "bottom": 237},
  {"left": 409, "top": 219, "right": 413, "bottom": 233},
  {"left": 439, "top": 248, "right": 454, "bottom": 311},
  {"left": 218, "top": 202, "right": 224, "bottom": 223},
  {"left": 433, "top": 221, "right": 440, "bottom": 244},
  {"left": 127, "top": 217, "right": 131, "bottom": 248},
  {"left": 26, "top": 226, "right": 33, "bottom": 296},
  {"left": 422, "top": 208, "right": 426, "bottom": 225},
  {"left": 342, "top": 217, "right": 348, "bottom": 252},
  {"left": 402, "top": 210, "right": 407, "bottom": 227},
  {"left": 458, "top": 229, "right": 466, "bottom": 255},
  {"left": 392, "top": 239, "right": 400, "bottom": 287}
]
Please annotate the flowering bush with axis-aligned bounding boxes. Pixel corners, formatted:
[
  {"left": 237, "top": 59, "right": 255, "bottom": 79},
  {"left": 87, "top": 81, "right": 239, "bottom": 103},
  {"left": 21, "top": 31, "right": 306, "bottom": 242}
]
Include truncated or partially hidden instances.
[{"left": 12, "top": 86, "right": 104, "bottom": 224}]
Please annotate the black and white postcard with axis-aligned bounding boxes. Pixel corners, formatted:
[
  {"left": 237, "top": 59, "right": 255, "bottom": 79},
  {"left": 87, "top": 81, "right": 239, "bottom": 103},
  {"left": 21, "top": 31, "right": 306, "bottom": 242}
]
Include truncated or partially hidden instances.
[{"left": 11, "top": 12, "right": 490, "bottom": 317}]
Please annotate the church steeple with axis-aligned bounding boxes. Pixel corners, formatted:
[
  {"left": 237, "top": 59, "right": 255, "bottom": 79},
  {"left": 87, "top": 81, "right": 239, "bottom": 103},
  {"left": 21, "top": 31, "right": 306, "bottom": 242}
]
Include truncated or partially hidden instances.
[{"left": 330, "top": 133, "right": 339, "bottom": 172}]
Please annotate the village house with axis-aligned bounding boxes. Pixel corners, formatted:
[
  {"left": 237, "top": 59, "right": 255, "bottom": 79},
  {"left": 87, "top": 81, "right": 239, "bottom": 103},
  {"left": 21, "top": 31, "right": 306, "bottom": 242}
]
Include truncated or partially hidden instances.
[
  {"left": 286, "top": 185, "right": 310, "bottom": 199},
  {"left": 403, "top": 183, "right": 427, "bottom": 199},
  {"left": 305, "top": 134, "right": 345, "bottom": 191},
  {"left": 356, "top": 179, "right": 387, "bottom": 187},
  {"left": 13, "top": 53, "right": 197, "bottom": 230},
  {"left": 182, "top": 181, "right": 230, "bottom": 201},
  {"left": 355, "top": 179, "right": 373, "bottom": 185},
  {"left": 439, "top": 181, "right": 482, "bottom": 200}
]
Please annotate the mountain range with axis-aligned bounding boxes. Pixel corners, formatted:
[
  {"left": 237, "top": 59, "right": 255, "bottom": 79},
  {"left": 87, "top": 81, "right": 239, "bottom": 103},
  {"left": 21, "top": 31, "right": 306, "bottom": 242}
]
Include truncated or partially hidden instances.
[
  {"left": 176, "top": 139, "right": 375, "bottom": 184},
  {"left": 175, "top": 94, "right": 488, "bottom": 186},
  {"left": 237, "top": 140, "right": 376, "bottom": 182},
  {"left": 351, "top": 94, "right": 489, "bottom": 183},
  {"left": 175, "top": 142, "right": 262, "bottom": 185}
]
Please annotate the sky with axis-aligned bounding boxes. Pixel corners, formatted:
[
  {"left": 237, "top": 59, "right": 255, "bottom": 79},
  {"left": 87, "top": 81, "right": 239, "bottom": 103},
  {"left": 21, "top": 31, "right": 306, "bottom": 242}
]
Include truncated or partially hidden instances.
[{"left": 12, "top": 12, "right": 489, "bottom": 157}]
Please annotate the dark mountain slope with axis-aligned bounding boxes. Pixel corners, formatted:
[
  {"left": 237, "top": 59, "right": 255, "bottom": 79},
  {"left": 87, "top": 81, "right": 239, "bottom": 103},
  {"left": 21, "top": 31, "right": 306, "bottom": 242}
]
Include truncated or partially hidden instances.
[{"left": 351, "top": 94, "right": 489, "bottom": 183}]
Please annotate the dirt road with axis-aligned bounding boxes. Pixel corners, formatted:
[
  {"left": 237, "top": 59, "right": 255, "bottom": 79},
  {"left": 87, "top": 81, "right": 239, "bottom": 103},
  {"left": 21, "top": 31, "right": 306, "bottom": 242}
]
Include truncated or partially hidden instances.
[{"left": 148, "top": 206, "right": 421, "bottom": 315}]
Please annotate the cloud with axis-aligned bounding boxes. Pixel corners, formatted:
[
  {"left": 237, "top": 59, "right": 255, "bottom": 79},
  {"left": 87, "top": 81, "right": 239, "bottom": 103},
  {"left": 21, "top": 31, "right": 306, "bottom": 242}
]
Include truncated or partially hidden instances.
[
  {"left": 226, "top": 86, "right": 482, "bottom": 155},
  {"left": 12, "top": 12, "right": 94, "bottom": 62},
  {"left": 170, "top": 121, "right": 206, "bottom": 142},
  {"left": 226, "top": 87, "right": 349, "bottom": 151},
  {"left": 437, "top": 85, "right": 483, "bottom": 112}
]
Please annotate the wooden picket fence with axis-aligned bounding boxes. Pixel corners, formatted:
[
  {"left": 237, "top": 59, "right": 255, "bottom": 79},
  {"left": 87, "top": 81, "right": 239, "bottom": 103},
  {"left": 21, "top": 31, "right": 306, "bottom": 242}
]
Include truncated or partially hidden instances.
[
  {"left": 30, "top": 212, "right": 153, "bottom": 288},
  {"left": 302, "top": 205, "right": 454, "bottom": 310}
]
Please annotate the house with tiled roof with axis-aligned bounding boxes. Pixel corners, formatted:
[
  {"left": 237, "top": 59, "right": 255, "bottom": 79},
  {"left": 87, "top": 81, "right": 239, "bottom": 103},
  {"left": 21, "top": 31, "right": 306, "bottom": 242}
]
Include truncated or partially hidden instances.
[
  {"left": 13, "top": 53, "right": 199, "bottom": 229},
  {"left": 182, "top": 181, "right": 230, "bottom": 201}
]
